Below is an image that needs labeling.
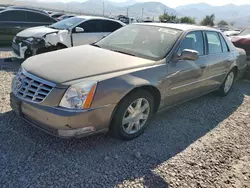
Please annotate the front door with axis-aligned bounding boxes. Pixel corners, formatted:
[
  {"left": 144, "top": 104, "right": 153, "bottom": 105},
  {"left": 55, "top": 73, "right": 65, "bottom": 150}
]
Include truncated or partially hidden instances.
[
  {"left": 72, "top": 19, "right": 106, "bottom": 46},
  {"left": 164, "top": 31, "right": 210, "bottom": 107}
]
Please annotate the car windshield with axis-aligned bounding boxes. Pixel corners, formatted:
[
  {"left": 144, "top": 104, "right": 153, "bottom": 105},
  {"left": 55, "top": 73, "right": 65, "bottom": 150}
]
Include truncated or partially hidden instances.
[
  {"left": 49, "top": 17, "right": 84, "bottom": 29},
  {"left": 95, "top": 24, "right": 182, "bottom": 60},
  {"left": 238, "top": 28, "right": 250, "bottom": 36}
]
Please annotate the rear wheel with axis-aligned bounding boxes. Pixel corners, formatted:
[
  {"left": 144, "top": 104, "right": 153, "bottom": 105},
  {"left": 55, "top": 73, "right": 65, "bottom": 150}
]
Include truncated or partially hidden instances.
[
  {"left": 217, "top": 70, "right": 235, "bottom": 96},
  {"left": 110, "top": 90, "right": 154, "bottom": 140}
]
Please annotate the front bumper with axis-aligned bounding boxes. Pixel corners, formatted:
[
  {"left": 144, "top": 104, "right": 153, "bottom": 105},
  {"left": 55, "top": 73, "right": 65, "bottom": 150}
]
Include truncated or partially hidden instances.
[
  {"left": 10, "top": 93, "right": 115, "bottom": 138},
  {"left": 12, "top": 38, "right": 47, "bottom": 59},
  {"left": 12, "top": 42, "right": 27, "bottom": 59}
]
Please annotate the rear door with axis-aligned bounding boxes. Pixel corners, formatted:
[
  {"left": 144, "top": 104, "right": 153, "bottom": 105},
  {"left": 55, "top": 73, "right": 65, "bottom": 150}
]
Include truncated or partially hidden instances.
[
  {"left": 204, "top": 31, "right": 231, "bottom": 90},
  {"left": 72, "top": 19, "right": 104, "bottom": 46},
  {"left": 0, "top": 10, "right": 26, "bottom": 44}
]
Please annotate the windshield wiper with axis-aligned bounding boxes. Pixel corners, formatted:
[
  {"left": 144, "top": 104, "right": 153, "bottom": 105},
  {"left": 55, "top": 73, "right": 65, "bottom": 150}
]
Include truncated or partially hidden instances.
[
  {"left": 91, "top": 43, "right": 101, "bottom": 48},
  {"left": 48, "top": 26, "right": 55, "bottom": 29},
  {"left": 111, "top": 49, "right": 135, "bottom": 56}
]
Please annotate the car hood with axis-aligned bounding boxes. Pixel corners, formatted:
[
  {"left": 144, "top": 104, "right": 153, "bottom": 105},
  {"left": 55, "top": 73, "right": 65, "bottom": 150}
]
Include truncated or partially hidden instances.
[
  {"left": 22, "top": 45, "right": 155, "bottom": 84},
  {"left": 17, "top": 26, "right": 59, "bottom": 38}
]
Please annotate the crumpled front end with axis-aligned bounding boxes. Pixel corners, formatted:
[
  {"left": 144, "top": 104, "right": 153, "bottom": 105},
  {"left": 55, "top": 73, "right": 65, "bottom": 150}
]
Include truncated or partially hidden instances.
[
  {"left": 12, "top": 29, "right": 72, "bottom": 59},
  {"left": 12, "top": 36, "right": 58, "bottom": 59}
]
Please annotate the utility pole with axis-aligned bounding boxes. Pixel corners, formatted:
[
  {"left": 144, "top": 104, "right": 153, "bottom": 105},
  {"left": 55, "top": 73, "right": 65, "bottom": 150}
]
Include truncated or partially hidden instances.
[
  {"left": 103, "top": 2, "right": 105, "bottom": 16},
  {"left": 141, "top": 8, "right": 144, "bottom": 20},
  {"left": 127, "top": 7, "right": 129, "bottom": 17}
]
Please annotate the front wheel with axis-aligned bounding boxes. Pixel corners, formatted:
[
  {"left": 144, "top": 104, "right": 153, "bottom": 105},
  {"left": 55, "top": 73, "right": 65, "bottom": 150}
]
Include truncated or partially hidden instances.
[
  {"left": 217, "top": 70, "right": 235, "bottom": 96},
  {"left": 109, "top": 90, "right": 154, "bottom": 140}
]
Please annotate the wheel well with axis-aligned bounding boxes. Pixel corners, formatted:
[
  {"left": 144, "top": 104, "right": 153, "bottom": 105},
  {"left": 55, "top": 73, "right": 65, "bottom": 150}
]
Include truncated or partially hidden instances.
[
  {"left": 231, "top": 66, "right": 238, "bottom": 77},
  {"left": 108, "top": 85, "right": 161, "bottom": 128},
  {"left": 123, "top": 86, "right": 161, "bottom": 113}
]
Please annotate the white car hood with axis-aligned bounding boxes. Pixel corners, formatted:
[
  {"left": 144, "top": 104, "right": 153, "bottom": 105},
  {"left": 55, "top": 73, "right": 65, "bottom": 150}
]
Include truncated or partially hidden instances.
[{"left": 17, "top": 26, "right": 60, "bottom": 38}]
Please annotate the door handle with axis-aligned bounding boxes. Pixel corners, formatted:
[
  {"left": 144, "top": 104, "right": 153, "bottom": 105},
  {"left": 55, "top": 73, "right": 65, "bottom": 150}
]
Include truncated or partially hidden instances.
[
  {"left": 199, "top": 64, "right": 207, "bottom": 69},
  {"left": 14, "top": 26, "right": 21, "bottom": 29}
]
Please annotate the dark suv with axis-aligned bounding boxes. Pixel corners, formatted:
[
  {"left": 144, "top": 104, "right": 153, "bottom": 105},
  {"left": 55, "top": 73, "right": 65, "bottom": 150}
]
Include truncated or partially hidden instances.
[{"left": 0, "top": 9, "right": 56, "bottom": 45}]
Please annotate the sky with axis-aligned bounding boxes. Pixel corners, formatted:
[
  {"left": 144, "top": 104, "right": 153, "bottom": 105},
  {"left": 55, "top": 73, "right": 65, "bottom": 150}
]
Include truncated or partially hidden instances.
[{"left": 36, "top": 0, "right": 250, "bottom": 8}]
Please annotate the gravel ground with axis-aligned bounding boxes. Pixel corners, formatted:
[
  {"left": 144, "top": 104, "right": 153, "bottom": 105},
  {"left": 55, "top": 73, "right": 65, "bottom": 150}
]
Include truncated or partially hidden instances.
[{"left": 0, "top": 51, "right": 250, "bottom": 188}]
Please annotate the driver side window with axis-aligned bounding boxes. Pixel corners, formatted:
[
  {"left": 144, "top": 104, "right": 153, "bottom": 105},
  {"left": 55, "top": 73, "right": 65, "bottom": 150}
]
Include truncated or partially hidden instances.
[{"left": 179, "top": 31, "right": 204, "bottom": 56}]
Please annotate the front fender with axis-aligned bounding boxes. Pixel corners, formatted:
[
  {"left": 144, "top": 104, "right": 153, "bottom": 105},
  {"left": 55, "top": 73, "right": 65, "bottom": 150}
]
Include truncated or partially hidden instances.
[{"left": 91, "top": 64, "right": 167, "bottom": 109}]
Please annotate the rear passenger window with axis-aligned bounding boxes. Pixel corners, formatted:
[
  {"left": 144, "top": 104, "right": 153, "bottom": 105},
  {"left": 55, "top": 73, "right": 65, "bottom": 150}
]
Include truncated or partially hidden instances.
[
  {"left": 206, "top": 32, "right": 222, "bottom": 54},
  {"left": 179, "top": 31, "right": 204, "bottom": 55},
  {"left": 103, "top": 20, "right": 122, "bottom": 32},
  {"left": 219, "top": 34, "right": 229, "bottom": 52},
  {"left": 77, "top": 20, "right": 103, "bottom": 33},
  {"left": 26, "top": 12, "right": 54, "bottom": 23},
  {"left": 0, "top": 10, "right": 25, "bottom": 21}
]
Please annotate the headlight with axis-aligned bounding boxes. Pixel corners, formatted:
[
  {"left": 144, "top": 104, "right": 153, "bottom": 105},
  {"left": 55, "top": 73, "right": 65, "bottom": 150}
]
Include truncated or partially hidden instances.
[
  {"left": 59, "top": 81, "right": 97, "bottom": 110},
  {"left": 26, "top": 37, "right": 43, "bottom": 43}
]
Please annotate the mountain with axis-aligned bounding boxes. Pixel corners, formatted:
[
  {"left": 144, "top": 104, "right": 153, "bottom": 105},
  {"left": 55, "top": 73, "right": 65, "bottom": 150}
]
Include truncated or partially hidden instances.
[
  {"left": 2, "top": 0, "right": 178, "bottom": 19},
  {"left": 124, "top": 2, "right": 179, "bottom": 18},
  {"left": 111, "top": 0, "right": 138, "bottom": 7},
  {"left": 176, "top": 3, "right": 212, "bottom": 11},
  {"left": 176, "top": 3, "right": 250, "bottom": 26},
  {"left": 1, "top": 0, "right": 250, "bottom": 26}
]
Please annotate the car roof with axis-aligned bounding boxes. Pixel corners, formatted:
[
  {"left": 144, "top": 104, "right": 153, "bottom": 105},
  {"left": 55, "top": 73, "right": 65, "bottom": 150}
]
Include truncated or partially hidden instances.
[
  {"left": 135, "top": 23, "right": 219, "bottom": 32},
  {"left": 4, "top": 7, "right": 48, "bottom": 15},
  {"left": 7, "top": 6, "right": 48, "bottom": 14}
]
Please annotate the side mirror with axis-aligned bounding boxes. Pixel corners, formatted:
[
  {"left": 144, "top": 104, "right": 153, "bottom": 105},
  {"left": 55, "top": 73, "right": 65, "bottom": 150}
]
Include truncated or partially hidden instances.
[
  {"left": 178, "top": 49, "right": 199, "bottom": 61},
  {"left": 75, "top": 27, "right": 84, "bottom": 33}
]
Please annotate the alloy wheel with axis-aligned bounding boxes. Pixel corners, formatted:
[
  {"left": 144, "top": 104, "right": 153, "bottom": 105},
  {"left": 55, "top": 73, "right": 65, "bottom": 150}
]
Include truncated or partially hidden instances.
[
  {"left": 122, "top": 98, "right": 150, "bottom": 134},
  {"left": 224, "top": 72, "right": 234, "bottom": 93}
]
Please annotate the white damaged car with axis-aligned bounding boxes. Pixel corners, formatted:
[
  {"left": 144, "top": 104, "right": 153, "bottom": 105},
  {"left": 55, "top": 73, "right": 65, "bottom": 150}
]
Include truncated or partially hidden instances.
[{"left": 12, "top": 16, "right": 125, "bottom": 59}]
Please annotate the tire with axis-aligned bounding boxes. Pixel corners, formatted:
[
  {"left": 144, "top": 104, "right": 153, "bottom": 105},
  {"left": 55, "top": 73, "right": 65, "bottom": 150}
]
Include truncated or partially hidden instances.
[
  {"left": 109, "top": 90, "right": 154, "bottom": 140},
  {"left": 217, "top": 69, "right": 235, "bottom": 96}
]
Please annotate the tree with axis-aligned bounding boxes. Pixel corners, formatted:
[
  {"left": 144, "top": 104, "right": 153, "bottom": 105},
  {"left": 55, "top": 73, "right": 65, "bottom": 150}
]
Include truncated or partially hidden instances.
[
  {"left": 179, "top": 16, "right": 196, "bottom": 24},
  {"left": 230, "top": 21, "right": 235, "bottom": 26},
  {"left": 200, "top": 14, "right": 215, "bottom": 26},
  {"left": 217, "top": 20, "right": 228, "bottom": 26},
  {"left": 159, "top": 13, "right": 179, "bottom": 23}
]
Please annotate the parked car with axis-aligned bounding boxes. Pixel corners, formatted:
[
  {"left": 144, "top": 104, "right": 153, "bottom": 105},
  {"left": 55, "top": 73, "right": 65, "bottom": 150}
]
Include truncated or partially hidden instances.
[
  {"left": 12, "top": 16, "right": 125, "bottom": 59},
  {"left": 10, "top": 23, "right": 247, "bottom": 140},
  {"left": 230, "top": 28, "right": 250, "bottom": 62},
  {"left": 224, "top": 30, "right": 241, "bottom": 37},
  {"left": 44, "top": 10, "right": 54, "bottom": 15},
  {"left": 0, "top": 9, "right": 56, "bottom": 45},
  {"left": 50, "top": 12, "right": 65, "bottom": 20},
  {"left": 57, "top": 14, "right": 75, "bottom": 21},
  {"left": 116, "top": 15, "right": 137, "bottom": 24}
]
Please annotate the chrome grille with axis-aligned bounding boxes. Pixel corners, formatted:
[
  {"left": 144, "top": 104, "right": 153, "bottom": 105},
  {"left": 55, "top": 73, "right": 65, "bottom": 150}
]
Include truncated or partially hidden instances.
[{"left": 13, "top": 68, "right": 55, "bottom": 103}]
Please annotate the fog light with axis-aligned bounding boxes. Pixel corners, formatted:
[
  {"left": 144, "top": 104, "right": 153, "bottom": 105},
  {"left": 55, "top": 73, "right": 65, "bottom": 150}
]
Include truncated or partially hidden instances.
[{"left": 58, "top": 126, "right": 96, "bottom": 137}]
